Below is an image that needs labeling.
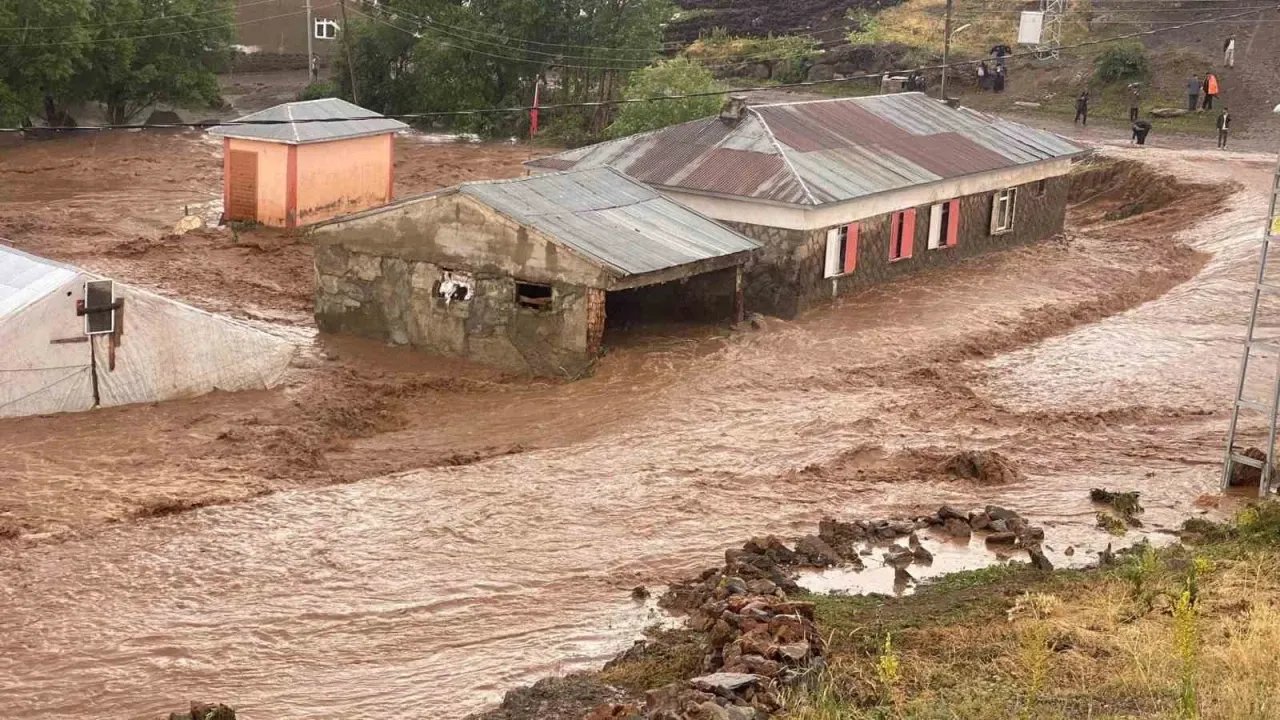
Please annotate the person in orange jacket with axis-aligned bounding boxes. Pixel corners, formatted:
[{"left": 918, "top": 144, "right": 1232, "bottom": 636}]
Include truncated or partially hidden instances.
[{"left": 1202, "top": 72, "right": 1220, "bottom": 111}]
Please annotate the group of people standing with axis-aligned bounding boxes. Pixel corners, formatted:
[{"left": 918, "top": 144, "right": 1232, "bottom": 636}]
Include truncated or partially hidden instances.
[
  {"left": 976, "top": 44, "right": 1012, "bottom": 93},
  {"left": 1072, "top": 34, "right": 1238, "bottom": 149}
]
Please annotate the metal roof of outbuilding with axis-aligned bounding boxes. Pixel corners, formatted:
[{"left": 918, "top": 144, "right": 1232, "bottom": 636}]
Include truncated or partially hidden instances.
[
  {"left": 208, "top": 98, "right": 408, "bottom": 145},
  {"left": 529, "top": 93, "right": 1086, "bottom": 207},
  {"left": 457, "top": 167, "right": 759, "bottom": 277}
]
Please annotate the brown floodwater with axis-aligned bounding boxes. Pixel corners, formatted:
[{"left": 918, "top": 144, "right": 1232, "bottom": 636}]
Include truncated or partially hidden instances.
[{"left": 0, "top": 147, "right": 1274, "bottom": 719}]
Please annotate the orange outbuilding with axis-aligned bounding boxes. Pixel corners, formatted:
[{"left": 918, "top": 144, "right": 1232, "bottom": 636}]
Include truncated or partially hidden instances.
[{"left": 209, "top": 98, "right": 408, "bottom": 228}]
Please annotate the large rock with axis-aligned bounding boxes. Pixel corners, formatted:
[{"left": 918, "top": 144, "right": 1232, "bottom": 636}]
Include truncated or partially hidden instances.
[
  {"left": 793, "top": 534, "right": 842, "bottom": 567},
  {"left": 943, "top": 450, "right": 1024, "bottom": 485},
  {"left": 689, "top": 673, "right": 761, "bottom": 695},
  {"left": 943, "top": 517, "right": 972, "bottom": 539}
]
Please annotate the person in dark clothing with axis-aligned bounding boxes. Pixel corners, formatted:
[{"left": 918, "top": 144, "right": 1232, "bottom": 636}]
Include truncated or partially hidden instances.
[
  {"left": 1187, "top": 75, "right": 1201, "bottom": 112},
  {"left": 990, "top": 44, "right": 1012, "bottom": 69},
  {"left": 1217, "top": 108, "right": 1231, "bottom": 148},
  {"left": 1132, "top": 119, "right": 1152, "bottom": 145},
  {"left": 1127, "top": 82, "right": 1142, "bottom": 122},
  {"left": 993, "top": 65, "right": 1006, "bottom": 93},
  {"left": 1074, "top": 90, "right": 1089, "bottom": 125}
]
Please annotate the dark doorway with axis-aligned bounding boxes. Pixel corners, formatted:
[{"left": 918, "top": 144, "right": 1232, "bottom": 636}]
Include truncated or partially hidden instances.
[{"left": 604, "top": 267, "right": 738, "bottom": 343}]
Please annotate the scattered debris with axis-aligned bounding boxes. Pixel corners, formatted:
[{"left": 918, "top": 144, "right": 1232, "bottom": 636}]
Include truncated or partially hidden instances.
[
  {"left": 167, "top": 703, "right": 236, "bottom": 720},
  {"left": 1096, "top": 512, "right": 1128, "bottom": 535},
  {"left": 943, "top": 450, "right": 1024, "bottom": 485},
  {"left": 631, "top": 586, "right": 651, "bottom": 602}
]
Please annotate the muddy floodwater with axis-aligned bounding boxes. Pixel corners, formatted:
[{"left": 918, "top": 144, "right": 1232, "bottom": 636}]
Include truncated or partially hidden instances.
[{"left": 0, "top": 146, "right": 1275, "bottom": 719}]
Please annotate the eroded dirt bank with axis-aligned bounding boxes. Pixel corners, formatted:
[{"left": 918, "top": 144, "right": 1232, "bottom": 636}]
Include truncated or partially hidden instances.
[{"left": 0, "top": 143, "right": 1268, "bottom": 719}]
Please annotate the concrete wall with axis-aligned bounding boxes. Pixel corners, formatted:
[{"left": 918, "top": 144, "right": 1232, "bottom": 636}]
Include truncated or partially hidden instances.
[
  {"left": 313, "top": 192, "right": 616, "bottom": 376},
  {"left": 235, "top": 0, "right": 341, "bottom": 56},
  {"left": 224, "top": 137, "right": 290, "bottom": 227},
  {"left": 729, "top": 174, "right": 1070, "bottom": 317},
  {"left": 295, "top": 134, "right": 394, "bottom": 226}
]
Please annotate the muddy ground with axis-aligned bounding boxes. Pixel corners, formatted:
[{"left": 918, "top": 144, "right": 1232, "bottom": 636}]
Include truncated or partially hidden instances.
[{"left": 0, "top": 126, "right": 1273, "bottom": 719}]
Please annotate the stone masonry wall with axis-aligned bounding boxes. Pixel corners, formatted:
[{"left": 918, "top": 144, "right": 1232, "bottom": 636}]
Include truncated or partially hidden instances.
[
  {"left": 728, "top": 175, "right": 1069, "bottom": 317},
  {"left": 315, "top": 243, "right": 595, "bottom": 377}
]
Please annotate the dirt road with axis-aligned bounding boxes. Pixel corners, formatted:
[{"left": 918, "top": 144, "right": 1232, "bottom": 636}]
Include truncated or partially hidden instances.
[{"left": 0, "top": 134, "right": 1270, "bottom": 719}]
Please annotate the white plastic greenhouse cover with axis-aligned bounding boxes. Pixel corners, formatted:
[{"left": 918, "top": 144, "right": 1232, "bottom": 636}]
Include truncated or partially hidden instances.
[{"left": 0, "top": 245, "right": 295, "bottom": 418}]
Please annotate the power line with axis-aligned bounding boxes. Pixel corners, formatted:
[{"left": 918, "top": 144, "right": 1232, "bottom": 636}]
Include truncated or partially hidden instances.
[
  {"left": 0, "top": 3, "right": 1265, "bottom": 133},
  {"left": 0, "top": 9, "right": 308, "bottom": 48}
]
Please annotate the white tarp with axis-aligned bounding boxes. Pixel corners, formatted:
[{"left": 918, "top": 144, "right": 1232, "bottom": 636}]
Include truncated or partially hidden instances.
[
  {"left": 0, "top": 245, "right": 295, "bottom": 419},
  {"left": 1018, "top": 11, "right": 1044, "bottom": 45}
]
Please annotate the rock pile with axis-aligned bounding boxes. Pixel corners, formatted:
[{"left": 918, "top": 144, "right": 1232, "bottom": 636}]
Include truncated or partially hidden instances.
[{"left": 921, "top": 504, "right": 1053, "bottom": 571}]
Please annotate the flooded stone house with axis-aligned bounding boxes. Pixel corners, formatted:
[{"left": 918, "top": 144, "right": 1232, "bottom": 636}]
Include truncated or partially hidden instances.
[
  {"left": 311, "top": 167, "right": 760, "bottom": 376},
  {"left": 209, "top": 98, "right": 407, "bottom": 228},
  {"left": 528, "top": 93, "right": 1088, "bottom": 318}
]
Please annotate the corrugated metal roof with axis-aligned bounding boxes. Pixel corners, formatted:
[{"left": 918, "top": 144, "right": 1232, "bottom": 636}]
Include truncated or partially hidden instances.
[
  {"left": 459, "top": 167, "right": 759, "bottom": 277},
  {"left": 529, "top": 92, "right": 1086, "bottom": 207},
  {"left": 0, "top": 244, "right": 79, "bottom": 318},
  {"left": 208, "top": 98, "right": 408, "bottom": 145}
]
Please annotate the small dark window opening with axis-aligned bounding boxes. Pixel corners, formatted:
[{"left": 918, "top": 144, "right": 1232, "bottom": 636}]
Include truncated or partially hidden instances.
[
  {"left": 1035, "top": 179, "right": 1047, "bottom": 197},
  {"left": 516, "top": 281, "right": 553, "bottom": 310},
  {"left": 890, "top": 212, "right": 909, "bottom": 260},
  {"left": 450, "top": 286, "right": 470, "bottom": 301},
  {"left": 939, "top": 202, "right": 953, "bottom": 241}
]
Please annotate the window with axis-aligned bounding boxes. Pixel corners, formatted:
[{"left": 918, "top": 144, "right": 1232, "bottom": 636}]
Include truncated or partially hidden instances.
[
  {"left": 889, "top": 209, "right": 916, "bottom": 261},
  {"left": 823, "top": 223, "right": 859, "bottom": 278},
  {"left": 516, "top": 281, "right": 553, "bottom": 310},
  {"left": 437, "top": 270, "right": 473, "bottom": 304},
  {"left": 990, "top": 188, "right": 1017, "bottom": 234},
  {"left": 82, "top": 280, "right": 115, "bottom": 335},
  {"left": 1034, "top": 179, "right": 1048, "bottom": 198},
  {"left": 314, "top": 18, "right": 339, "bottom": 40},
  {"left": 928, "top": 200, "right": 960, "bottom": 250}
]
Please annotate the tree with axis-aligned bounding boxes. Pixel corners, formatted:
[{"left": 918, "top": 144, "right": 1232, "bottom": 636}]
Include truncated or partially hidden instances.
[
  {"left": 605, "top": 58, "right": 723, "bottom": 138},
  {"left": 73, "top": 0, "right": 234, "bottom": 124},
  {"left": 0, "top": 0, "right": 92, "bottom": 125},
  {"left": 335, "top": 0, "right": 672, "bottom": 136}
]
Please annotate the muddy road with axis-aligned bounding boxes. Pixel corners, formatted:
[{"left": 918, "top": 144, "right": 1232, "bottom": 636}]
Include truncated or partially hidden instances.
[{"left": 0, "top": 135, "right": 1273, "bottom": 719}]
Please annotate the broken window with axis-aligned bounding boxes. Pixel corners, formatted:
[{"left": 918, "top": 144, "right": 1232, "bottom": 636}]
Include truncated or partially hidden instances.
[
  {"left": 516, "top": 281, "right": 553, "bottom": 310},
  {"left": 82, "top": 280, "right": 116, "bottom": 335},
  {"left": 990, "top": 188, "right": 1017, "bottom": 235},
  {"left": 437, "top": 270, "right": 473, "bottom": 304}
]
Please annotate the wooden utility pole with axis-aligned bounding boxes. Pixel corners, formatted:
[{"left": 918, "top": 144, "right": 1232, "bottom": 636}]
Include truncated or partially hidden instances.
[
  {"left": 340, "top": 0, "right": 359, "bottom": 104},
  {"left": 940, "top": 0, "right": 954, "bottom": 100}
]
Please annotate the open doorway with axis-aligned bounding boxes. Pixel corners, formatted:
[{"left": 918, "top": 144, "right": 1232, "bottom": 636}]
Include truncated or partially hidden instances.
[{"left": 604, "top": 266, "right": 740, "bottom": 345}]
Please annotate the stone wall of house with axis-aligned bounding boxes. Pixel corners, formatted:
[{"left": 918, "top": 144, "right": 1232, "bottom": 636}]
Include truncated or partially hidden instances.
[
  {"left": 727, "top": 174, "right": 1069, "bottom": 317},
  {"left": 314, "top": 244, "right": 596, "bottom": 378}
]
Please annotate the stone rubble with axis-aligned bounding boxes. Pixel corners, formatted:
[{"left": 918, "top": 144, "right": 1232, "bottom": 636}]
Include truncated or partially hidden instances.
[{"left": 583, "top": 505, "right": 1052, "bottom": 720}]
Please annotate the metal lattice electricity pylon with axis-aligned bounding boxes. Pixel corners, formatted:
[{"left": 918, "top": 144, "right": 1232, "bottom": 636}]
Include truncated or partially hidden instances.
[{"left": 1039, "top": 0, "right": 1065, "bottom": 59}]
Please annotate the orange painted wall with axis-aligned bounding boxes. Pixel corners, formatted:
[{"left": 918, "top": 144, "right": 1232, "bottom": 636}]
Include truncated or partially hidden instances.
[
  {"left": 225, "top": 137, "right": 291, "bottom": 227},
  {"left": 294, "top": 133, "right": 394, "bottom": 226}
]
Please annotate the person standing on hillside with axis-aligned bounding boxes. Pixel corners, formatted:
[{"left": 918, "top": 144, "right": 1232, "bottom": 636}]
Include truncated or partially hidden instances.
[
  {"left": 1127, "top": 82, "right": 1142, "bottom": 122},
  {"left": 1187, "top": 74, "right": 1202, "bottom": 112},
  {"left": 1217, "top": 108, "right": 1231, "bottom": 148},
  {"left": 1075, "top": 90, "right": 1090, "bottom": 126},
  {"left": 1224, "top": 35, "right": 1236, "bottom": 68},
  {"left": 1203, "top": 71, "right": 1220, "bottom": 110},
  {"left": 994, "top": 65, "right": 1007, "bottom": 93},
  {"left": 977, "top": 61, "right": 989, "bottom": 91}
]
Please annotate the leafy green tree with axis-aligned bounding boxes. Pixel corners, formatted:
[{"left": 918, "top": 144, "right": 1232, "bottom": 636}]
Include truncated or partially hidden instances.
[
  {"left": 606, "top": 58, "right": 723, "bottom": 138},
  {"left": 0, "top": 0, "right": 91, "bottom": 125},
  {"left": 74, "top": 0, "right": 234, "bottom": 124}
]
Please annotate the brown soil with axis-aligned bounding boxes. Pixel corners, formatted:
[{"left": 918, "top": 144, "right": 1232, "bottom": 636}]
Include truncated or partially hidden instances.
[{"left": 0, "top": 131, "right": 543, "bottom": 323}]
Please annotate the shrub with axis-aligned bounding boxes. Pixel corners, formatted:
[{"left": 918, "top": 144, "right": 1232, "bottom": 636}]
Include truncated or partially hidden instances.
[
  {"left": 606, "top": 58, "right": 724, "bottom": 139},
  {"left": 1094, "top": 41, "right": 1150, "bottom": 84},
  {"left": 298, "top": 81, "right": 337, "bottom": 102}
]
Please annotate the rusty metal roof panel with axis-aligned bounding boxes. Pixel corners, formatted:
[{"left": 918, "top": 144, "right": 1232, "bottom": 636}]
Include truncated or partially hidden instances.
[
  {"left": 459, "top": 167, "right": 759, "bottom": 278},
  {"left": 528, "top": 93, "right": 1084, "bottom": 206}
]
